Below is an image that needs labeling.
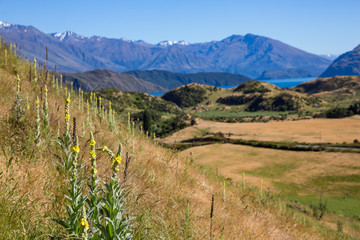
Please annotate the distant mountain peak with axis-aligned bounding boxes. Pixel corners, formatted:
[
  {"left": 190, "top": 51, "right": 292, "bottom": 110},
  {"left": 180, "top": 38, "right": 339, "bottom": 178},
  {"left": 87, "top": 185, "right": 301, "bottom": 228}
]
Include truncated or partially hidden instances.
[
  {"left": 50, "top": 31, "right": 86, "bottom": 41},
  {"left": 0, "top": 21, "right": 12, "bottom": 29},
  {"left": 157, "top": 40, "right": 190, "bottom": 47}
]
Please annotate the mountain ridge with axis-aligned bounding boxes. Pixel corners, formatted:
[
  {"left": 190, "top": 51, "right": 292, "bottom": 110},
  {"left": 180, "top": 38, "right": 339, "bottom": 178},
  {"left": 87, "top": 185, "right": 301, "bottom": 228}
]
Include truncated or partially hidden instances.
[
  {"left": 0, "top": 21, "right": 331, "bottom": 79},
  {"left": 320, "top": 44, "right": 360, "bottom": 77}
]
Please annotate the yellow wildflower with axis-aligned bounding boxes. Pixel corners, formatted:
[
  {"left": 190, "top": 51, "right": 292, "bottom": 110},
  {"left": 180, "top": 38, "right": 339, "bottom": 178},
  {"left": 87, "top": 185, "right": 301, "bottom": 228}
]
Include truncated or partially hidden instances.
[
  {"left": 102, "top": 146, "right": 108, "bottom": 152},
  {"left": 66, "top": 98, "right": 71, "bottom": 103},
  {"left": 115, "top": 167, "right": 119, "bottom": 172},
  {"left": 114, "top": 155, "right": 121, "bottom": 164},
  {"left": 89, "top": 139, "right": 96, "bottom": 146},
  {"left": 65, "top": 114, "right": 70, "bottom": 120},
  {"left": 93, "top": 168, "right": 98, "bottom": 174},
  {"left": 17, "top": 77, "right": 20, "bottom": 81},
  {"left": 26, "top": 105, "right": 30, "bottom": 110},
  {"left": 72, "top": 145, "right": 80, "bottom": 153},
  {"left": 44, "top": 88, "right": 48, "bottom": 92},
  {"left": 79, "top": 218, "right": 89, "bottom": 229},
  {"left": 17, "top": 85, "right": 20, "bottom": 89},
  {"left": 36, "top": 100, "right": 39, "bottom": 104}
]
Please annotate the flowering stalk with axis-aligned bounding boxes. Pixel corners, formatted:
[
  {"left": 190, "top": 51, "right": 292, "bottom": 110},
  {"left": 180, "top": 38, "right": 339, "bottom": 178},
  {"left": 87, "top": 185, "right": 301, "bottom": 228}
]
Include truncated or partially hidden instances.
[
  {"left": 127, "top": 112, "right": 131, "bottom": 132},
  {"left": 35, "top": 97, "right": 41, "bottom": 145},
  {"left": 101, "top": 144, "right": 122, "bottom": 177},
  {"left": 80, "top": 206, "right": 89, "bottom": 240},
  {"left": 65, "top": 95, "right": 71, "bottom": 136},
  {"left": 33, "top": 58, "right": 37, "bottom": 83},
  {"left": 43, "top": 85, "right": 49, "bottom": 129},
  {"left": 87, "top": 132, "right": 102, "bottom": 224},
  {"left": 86, "top": 100, "right": 92, "bottom": 128},
  {"left": 94, "top": 144, "right": 133, "bottom": 239},
  {"left": 78, "top": 88, "right": 81, "bottom": 112},
  {"left": 54, "top": 137, "right": 88, "bottom": 237}
]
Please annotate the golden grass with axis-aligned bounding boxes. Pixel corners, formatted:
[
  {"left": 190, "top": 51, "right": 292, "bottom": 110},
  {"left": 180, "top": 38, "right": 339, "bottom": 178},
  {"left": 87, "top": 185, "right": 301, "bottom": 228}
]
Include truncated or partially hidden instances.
[
  {"left": 164, "top": 117, "right": 360, "bottom": 144},
  {"left": 0, "top": 42, "right": 354, "bottom": 239},
  {"left": 181, "top": 144, "right": 360, "bottom": 193}
]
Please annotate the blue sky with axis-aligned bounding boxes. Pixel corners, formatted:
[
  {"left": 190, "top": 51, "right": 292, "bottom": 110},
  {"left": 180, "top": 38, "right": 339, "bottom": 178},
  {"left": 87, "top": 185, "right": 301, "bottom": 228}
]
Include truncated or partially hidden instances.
[{"left": 0, "top": 0, "right": 359, "bottom": 55}]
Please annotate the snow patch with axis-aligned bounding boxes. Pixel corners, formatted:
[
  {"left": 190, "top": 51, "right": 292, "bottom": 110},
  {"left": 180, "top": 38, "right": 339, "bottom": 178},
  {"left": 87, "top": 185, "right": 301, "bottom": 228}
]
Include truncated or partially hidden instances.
[
  {"left": 0, "top": 21, "right": 12, "bottom": 28},
  {"left": 157, "top": 40, "right": 190, "bottom": 47}
]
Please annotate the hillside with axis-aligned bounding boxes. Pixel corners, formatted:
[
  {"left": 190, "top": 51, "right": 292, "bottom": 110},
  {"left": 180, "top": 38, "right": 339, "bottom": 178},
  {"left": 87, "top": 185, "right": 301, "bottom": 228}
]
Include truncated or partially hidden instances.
[
  {"left": 1, "top": 39, "right": 358, "bottom": 240},
  {"left": 293, "top": 76, "right": 360, "bottom": 105},
  {"left": 219, "top": 81, "right": 318, "bottom": 111},
  {"left": 0, "top": 21, "right": 330, "bottom": 78},
  {"left": 320, "top": 45, "right": 360, "bottom": 77},
  {"left": 61, "top": 69, "right": 166, "bottom": 92},
  {"left": 161, "top": 83, "right": 221, "bottom": 108},
  {"left": 125, "top": 70, "right": 252, "bottom": 90}
]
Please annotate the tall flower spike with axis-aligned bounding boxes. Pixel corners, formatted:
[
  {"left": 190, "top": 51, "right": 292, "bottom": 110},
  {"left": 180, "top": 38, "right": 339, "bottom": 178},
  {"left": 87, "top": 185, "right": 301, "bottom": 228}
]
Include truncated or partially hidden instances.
[
  {"left": 43, "top": 85, "right": 49, "bottom": 129},
  {"left": 35, "top": 97, "right": 41, "bottom": 145},
  {"left": 65, "top": 94, "right": 71, "bottom": 136},
  {"left": 80, "top": 205, "right": 89, "bottom": 240},
  {"left": 89, "top": 132, "right": 97, "bottom": 180}
]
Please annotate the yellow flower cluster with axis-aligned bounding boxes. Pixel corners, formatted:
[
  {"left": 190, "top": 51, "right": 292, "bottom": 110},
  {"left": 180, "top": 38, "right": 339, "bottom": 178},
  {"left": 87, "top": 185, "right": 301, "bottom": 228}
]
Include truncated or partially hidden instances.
[
  {"left": 112, "top": 155, "right": 121, "bottom": 165},
  {"left": 90, "top": 150, "right": 96, "bottom": 158},
  {"left": 79, "top": 218, "right": 89, "bottom": 229},
  {"left": 65, "top": 114, "right": 70, "bottom": 120},
  {"left": 89, "top": 139, "right": 96, "bottom": 146},
  {"left": 72, "top": 145, "right": 80, "bottom": 153}
]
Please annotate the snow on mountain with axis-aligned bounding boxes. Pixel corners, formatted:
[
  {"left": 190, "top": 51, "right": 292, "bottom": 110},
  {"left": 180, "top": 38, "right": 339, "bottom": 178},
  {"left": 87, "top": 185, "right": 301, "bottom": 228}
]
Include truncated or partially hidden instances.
[
  {"left": 0, "top": 21, "right": 12, "bottom": 29},
  {"left": 157, "top": 40, "right": 190, "bottom": 47},
  {"left": 50, "top": 31, "right": 87, "bottom": 41}
]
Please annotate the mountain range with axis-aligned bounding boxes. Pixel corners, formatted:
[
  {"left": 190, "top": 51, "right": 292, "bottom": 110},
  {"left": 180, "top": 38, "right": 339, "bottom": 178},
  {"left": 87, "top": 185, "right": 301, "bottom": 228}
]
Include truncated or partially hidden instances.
[
  {"left": 320, "top": 44, "right": 360, "bottom": 77},
  {"left": 62, "top": 69, "right": 251, "bottom": 92},
  {"left": 0, "top": 21, "right": 331, "bottom": 79}
]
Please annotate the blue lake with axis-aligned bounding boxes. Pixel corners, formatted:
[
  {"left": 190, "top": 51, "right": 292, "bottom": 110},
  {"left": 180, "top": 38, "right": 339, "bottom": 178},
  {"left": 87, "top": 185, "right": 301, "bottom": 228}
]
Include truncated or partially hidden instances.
[{"left": 149, "top": 77, "right": 315, "bottom": 96}]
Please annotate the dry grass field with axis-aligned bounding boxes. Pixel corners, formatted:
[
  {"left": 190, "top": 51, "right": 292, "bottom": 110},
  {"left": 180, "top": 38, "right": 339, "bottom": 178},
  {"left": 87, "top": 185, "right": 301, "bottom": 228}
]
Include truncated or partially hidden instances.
[
  {"left": 181, "top": 143, "right": 360, "bottom": 236},
  {"left": 164, "top": 117, "right": 360, "bottom": 144}
]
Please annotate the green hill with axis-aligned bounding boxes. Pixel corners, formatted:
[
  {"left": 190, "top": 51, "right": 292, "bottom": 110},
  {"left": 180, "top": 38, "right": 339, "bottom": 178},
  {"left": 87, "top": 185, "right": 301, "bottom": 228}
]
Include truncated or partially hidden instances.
[{"left": 218, "top": 81, "right": 318, "bottom": 111}]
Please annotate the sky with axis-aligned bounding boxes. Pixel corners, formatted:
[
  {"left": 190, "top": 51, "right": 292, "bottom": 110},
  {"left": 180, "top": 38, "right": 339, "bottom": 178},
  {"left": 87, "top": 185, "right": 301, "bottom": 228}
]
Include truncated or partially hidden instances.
[{"left": 0, "top": 0, "right": 359, "bottom": 55}]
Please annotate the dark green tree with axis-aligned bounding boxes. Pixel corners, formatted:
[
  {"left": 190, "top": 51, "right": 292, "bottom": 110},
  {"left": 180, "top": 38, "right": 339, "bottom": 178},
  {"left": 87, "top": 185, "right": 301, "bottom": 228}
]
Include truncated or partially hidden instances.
[{"left": 143, "top": 109, "right": 152, "bottom": 133}]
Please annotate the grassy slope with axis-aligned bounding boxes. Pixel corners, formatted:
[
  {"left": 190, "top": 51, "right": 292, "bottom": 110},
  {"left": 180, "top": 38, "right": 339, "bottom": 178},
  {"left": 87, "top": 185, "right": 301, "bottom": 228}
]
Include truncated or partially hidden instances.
[{"left": 0, "top": 41, "right": 355, "bottom": 239}]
